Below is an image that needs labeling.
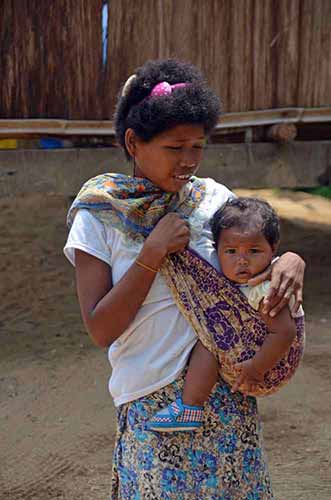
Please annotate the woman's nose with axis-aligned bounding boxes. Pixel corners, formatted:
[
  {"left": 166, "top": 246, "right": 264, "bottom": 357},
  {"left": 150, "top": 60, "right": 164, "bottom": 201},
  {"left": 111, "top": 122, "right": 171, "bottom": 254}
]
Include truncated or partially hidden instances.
[{"left": 179, "top": 148, "right": 201, "bottom": 168}]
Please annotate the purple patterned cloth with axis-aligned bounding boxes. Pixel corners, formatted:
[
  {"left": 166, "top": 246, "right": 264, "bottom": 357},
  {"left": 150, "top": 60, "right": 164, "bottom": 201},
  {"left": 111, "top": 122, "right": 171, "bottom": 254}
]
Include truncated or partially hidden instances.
[{"left": 161, "top": 248, "right": 305, "bottom": 396}]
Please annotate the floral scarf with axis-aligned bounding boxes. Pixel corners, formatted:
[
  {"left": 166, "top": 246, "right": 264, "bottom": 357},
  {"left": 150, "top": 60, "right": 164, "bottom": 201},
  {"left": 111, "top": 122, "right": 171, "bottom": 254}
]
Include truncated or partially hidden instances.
[{"left": 67, "top": 173, "right": 206, "bottom": 242}]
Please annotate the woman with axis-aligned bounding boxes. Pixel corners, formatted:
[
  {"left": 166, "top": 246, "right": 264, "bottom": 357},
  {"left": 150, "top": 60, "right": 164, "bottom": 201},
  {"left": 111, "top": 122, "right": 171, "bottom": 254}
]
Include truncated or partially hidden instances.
[{"left": 64, "top": 59, "right": 305, "bottom": 499}]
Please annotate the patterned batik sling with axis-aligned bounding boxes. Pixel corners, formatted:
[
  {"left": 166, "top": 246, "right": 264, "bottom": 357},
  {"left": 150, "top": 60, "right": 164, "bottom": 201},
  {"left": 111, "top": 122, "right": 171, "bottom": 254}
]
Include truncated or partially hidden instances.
[
  {"left": 161, "top": 248, "right": 305, "bottom": 397},
  {"left": 67, "top": 173, "right": 305, "bottom": 397}
]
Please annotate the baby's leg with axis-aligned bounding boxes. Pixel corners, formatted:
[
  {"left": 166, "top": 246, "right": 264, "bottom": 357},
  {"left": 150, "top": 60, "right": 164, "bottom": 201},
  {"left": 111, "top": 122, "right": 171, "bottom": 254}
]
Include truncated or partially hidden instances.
[
  {"left": 147, "top": 342, "right": 218, "bottom": 432},
  {"left": 183, "top": 340, "right": 219, "bottom": 406}
]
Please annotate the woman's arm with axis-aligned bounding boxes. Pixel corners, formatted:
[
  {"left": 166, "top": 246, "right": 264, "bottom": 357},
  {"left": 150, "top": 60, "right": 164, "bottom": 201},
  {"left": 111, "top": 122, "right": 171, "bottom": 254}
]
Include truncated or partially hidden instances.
[
  {"left": 231, "top": 304, "right": 296, "bottom": 394},
  {"left": 75, "top": 213, "right": 190, "bottom": 348},
  {"left": 248, "top": 252, "right": 305, "bottom": 317}
]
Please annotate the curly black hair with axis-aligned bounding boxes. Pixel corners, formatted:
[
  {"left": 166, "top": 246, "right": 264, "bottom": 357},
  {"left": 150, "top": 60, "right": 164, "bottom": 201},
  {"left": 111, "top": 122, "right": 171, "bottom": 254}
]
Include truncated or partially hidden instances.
[
  {"left": 211, "top": 197, "right": 280, "bottom": 249},
  {"left": 114, "top": 59, "right": 221, "bottom": 159}
]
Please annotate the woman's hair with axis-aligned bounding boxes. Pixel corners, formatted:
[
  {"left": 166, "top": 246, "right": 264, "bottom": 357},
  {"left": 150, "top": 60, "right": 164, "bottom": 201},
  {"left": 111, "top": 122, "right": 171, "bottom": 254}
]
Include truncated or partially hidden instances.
[
  {"left": 114, "top": 59, "right": 221, "bottom": 159},
  {"left": 211, "top": 197, "right": 280, "bottom": 249}
]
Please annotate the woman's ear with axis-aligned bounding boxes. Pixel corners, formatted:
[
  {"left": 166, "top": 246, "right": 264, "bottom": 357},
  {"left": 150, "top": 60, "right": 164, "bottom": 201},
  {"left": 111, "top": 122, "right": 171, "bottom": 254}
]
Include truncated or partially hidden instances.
[{"left": 124, "top": 128, "right": 137, "bottom": 159}]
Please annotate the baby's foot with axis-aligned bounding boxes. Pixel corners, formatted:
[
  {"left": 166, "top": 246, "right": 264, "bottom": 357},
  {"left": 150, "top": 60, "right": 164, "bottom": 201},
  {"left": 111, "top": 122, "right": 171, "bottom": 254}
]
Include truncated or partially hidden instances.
[{"left": 146, "top": 398, "right": 204, "bottom": 432}]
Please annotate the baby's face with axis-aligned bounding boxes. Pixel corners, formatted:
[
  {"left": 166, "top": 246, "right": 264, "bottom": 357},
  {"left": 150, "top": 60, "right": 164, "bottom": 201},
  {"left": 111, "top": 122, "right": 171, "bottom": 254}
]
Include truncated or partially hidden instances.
[{"left": 217, "top": 226, "right": 276, "bottom": 284}]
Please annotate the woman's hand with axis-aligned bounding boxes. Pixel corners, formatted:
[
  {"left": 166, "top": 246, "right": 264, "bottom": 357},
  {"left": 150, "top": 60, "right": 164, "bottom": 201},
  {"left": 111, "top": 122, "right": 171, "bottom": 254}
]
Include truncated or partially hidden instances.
[
  {"left": 139, "top": 213, "right": 190, "bottom": 268},
  {"left": 248, "top": 252, "right": 305, "bottom": 317}
]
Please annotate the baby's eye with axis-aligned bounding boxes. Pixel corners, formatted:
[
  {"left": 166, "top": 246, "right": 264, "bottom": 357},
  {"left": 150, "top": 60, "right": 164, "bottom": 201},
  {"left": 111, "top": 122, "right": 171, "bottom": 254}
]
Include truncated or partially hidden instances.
[
  {"left": 225, "top": 249, "right": 236, "bottom": 254},
  {"left": 250, "top": 248, "right": 261, "bottom": 254}
]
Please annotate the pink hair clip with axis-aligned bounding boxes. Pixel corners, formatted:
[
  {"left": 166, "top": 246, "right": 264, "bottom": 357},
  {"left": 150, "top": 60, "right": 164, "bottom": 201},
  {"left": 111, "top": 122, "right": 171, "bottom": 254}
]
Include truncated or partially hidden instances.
[{"left": 149, "top": 81, "right": 188, "bottom": 98}]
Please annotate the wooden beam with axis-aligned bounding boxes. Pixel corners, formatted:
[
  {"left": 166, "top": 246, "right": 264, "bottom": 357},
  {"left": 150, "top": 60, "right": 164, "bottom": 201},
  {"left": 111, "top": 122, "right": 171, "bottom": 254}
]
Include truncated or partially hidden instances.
[
  {"left": 0, "top": 107, "right": 330, "bottom": 137},
  {"left": 0, "top": 120, "right": 115, "bottom": 137},
  {"left": 214, "top": 107, "right": 331, "bottom": 129},
  {"left": 0, "top": 142, "right": 330, "bottom": 197}
]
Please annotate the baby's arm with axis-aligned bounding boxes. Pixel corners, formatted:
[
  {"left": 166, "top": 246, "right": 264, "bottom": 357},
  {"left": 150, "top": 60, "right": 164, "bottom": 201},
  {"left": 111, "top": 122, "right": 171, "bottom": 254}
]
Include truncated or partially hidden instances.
[{"left": 232, "top": 304, "right": 296, "bottom": 394}]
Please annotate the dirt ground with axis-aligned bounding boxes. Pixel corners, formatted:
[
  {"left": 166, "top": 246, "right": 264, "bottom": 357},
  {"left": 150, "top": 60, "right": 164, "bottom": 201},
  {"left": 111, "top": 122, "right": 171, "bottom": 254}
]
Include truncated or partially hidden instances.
[{"left": 0, "top": 187, "right": 330, "bottom": 500}]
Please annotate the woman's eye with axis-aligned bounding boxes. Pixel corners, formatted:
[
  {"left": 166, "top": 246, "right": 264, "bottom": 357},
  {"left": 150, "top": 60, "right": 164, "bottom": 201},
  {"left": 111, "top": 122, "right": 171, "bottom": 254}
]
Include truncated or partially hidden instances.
[{"left": 165, "top": 145, "right": 204, "bottom": 151}]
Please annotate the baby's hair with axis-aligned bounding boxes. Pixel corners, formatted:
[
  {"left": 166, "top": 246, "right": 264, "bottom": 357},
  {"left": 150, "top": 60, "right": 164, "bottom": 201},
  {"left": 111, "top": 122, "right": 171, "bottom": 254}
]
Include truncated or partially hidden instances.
[
  {"left": 114, "top": 59, "right": 221, "bottom": 159},
  {"left": 211, "top": 197, "right": 280, "bottom": 249}
]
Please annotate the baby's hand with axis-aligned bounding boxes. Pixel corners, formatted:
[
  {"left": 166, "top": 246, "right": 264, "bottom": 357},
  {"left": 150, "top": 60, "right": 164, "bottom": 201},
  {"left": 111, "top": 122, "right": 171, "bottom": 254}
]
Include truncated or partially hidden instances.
[{"left": 231, "top": 359, "right": 265, "bottom": 396}]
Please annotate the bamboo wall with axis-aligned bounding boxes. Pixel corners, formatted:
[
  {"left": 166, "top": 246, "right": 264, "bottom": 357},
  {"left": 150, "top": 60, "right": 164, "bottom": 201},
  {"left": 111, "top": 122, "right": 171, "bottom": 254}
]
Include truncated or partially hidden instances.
[
  {"left": 0, "top": 0, "right": 103, "bottom": 119},
  {"left": 1, "top": 0, "right": 330, "bottom": 119}
]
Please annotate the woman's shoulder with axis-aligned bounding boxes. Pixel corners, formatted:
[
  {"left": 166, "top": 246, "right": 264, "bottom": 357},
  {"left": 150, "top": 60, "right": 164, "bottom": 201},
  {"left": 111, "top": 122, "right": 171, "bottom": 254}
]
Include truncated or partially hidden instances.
[
  {"left": 187, "top": 178, "right": 235, "bottom": 245},
  {"left": 195, "top": 177, "right": 235, "bottom": 214},
  {"left": 69, "top": 208, "right": 118, "bottom": 246},
  {"left": 64, "top": 208, "right": 113, "bottom": 267},
  {"left": 70, "top": 208, "right": 105, "bottom": 231},
  {"left": 197, "top": 176, "right": 232, "bottom": 192}
]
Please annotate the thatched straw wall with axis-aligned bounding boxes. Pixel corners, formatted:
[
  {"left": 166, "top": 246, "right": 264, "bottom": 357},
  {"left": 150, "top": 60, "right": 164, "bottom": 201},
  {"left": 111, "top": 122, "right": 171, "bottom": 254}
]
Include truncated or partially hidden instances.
[
  {"left": 1, "top": 0, "right": 330, "bottom": 119},
  {"left": 0, "top": 0, "right": 103, "bottom": 119}
]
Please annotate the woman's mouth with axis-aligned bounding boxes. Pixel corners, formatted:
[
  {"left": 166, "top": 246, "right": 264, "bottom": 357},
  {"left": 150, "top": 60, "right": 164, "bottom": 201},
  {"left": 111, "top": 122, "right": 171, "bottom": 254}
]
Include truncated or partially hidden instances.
[{"left": 174, "top": 174, "right": 192, "bottom": 181}]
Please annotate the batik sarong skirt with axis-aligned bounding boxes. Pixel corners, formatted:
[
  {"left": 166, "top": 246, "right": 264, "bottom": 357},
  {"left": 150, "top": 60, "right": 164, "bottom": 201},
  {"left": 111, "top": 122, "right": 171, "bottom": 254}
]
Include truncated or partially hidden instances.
[{"left": 110, "top": 374, "right": 274, "bottom": 500}]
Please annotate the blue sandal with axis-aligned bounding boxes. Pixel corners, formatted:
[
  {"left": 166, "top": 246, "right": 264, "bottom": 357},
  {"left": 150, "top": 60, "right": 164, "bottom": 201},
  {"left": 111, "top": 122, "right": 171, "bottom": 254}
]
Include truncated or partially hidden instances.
[{"left": 146, "top": 398, "right": 204, "bottom": 432}]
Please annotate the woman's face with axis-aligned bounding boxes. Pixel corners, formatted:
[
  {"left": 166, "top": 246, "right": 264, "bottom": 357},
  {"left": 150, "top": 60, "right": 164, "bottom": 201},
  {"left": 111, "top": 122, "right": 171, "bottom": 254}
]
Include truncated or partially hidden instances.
[{"left": 126, "top": 124, "right": 206, "bottom": 192}]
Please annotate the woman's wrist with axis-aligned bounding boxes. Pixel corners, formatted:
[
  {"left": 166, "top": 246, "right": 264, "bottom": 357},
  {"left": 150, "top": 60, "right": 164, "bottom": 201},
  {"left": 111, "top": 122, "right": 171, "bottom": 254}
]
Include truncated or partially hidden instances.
[
  {"left": 135, "top": 259, "right": 159, "bottom": 273},
  {"left": 138, "top": 241, "right": 167, "bottom": 270}
]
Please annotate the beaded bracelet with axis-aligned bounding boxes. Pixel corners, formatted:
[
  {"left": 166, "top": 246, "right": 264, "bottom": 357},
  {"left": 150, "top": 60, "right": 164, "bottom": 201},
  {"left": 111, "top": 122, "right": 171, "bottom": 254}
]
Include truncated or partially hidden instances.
[{"left": 135, "top": 259, "right": 159, "bottom": 273}]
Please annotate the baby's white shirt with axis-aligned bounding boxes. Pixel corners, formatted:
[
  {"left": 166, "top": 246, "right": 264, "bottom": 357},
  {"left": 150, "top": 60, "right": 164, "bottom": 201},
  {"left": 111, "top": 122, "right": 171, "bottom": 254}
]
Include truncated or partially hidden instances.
[{"left": 239, "top": 281, "right": 304, "bottom": 317}]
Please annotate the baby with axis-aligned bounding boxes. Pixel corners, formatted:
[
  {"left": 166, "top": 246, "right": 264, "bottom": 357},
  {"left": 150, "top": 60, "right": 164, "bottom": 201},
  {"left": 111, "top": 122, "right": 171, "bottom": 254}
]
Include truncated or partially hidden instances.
[{"left": 148, "top": 197, "right": 304, "bottom": 432}]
